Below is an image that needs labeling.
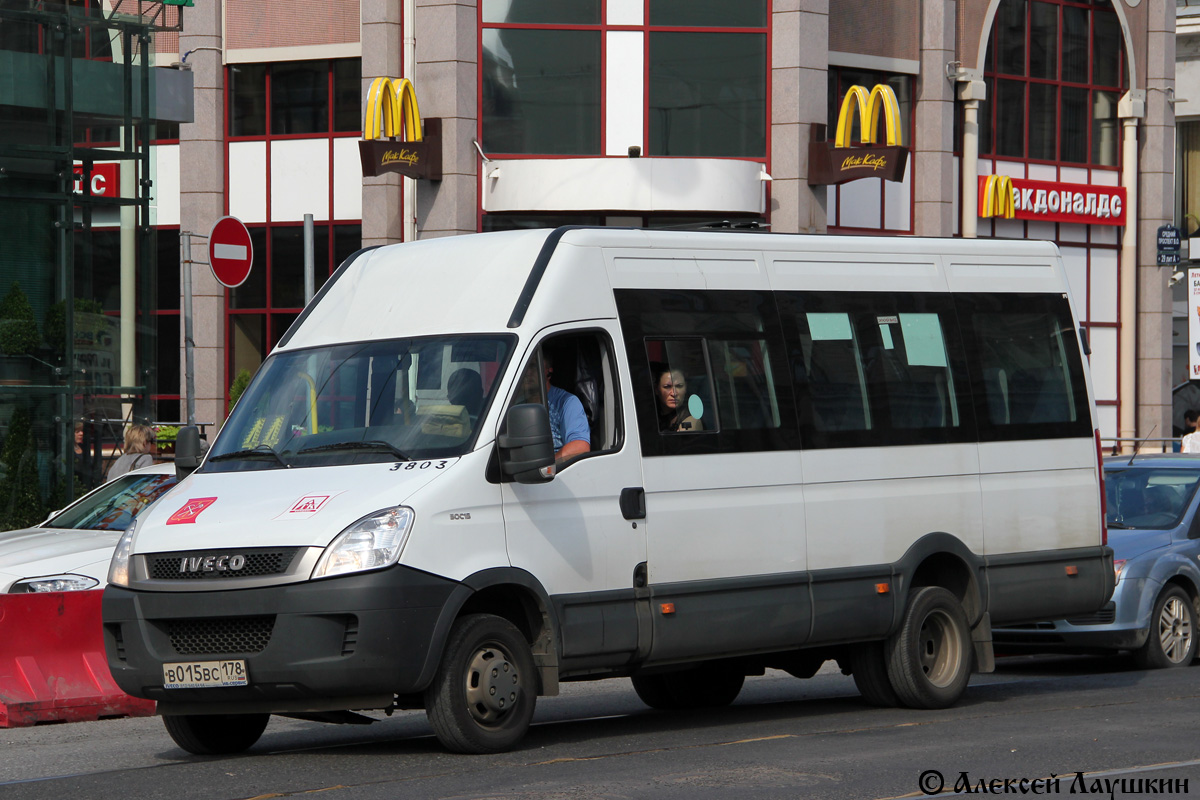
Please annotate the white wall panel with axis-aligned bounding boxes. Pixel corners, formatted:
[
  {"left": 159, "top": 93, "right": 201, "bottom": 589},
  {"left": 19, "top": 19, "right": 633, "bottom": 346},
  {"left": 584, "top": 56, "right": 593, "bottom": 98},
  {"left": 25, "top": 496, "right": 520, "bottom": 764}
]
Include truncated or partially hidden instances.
[
  {"left": 228, "top": 141, "right": 267, "bottom": 223},
  {"left": 607, "top": 0, "right": 642, "bottom": 25},
  {"left": 151, "top": 144, "right": 180, "bottom": 227},
  {"left": 1027, "top": 163, "right": 1056, "bottom": 181},
  {"left": 1089, "top": 247, "right": 1118, "bottom": 323},
  {"left": 1089, "top": 326, "right": 1118, "bottom": 402},
  {"left": 1096, "top": 403, "right": 1117, "bottom": 440},
  {"left": 838, "top": 177, "right": 881, "bottom": 229},
  {"left": 270, "top": 139, "right": 329, "bottom": 222},
  {"left": 1060, "top": 245, "right": 1088, "bottom": 315},
  {"left": 606, "top": 31, "right": 644, "bottom": 156},
  {"left": 332, "top": 137, "right": 362, "bottom": 221},
  {"left": 883, "top": 160, "right": 910, "bottom": 230}
]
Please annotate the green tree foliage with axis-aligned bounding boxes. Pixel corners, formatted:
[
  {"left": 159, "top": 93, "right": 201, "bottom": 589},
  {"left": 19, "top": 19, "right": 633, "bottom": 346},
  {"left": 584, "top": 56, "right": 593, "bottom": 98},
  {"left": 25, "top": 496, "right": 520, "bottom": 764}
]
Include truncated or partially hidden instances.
[
  {"left": 229, "top": 369, "right": 253, "bottom": 413},
  {"left": 0, "top": 282, "right": 40, "bottom": 356},
  {"left": 0, "top": 409, "right": 47, "bottom": 530}
]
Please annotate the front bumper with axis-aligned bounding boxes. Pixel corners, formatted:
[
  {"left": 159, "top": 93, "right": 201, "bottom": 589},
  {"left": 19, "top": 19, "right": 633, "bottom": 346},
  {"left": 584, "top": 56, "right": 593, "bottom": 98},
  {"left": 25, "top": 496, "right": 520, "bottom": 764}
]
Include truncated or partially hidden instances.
[{"left": 102, "top": 565, "right": 461, "bottom": 712}]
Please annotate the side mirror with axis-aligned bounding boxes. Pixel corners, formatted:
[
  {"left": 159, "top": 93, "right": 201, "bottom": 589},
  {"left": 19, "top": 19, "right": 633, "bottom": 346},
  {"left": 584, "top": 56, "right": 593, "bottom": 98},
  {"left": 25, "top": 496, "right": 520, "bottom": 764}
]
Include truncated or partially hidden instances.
[
  {"left": 497, "top": 403, "right": 555, "bottom": 484},
  {"left": 175, "top": 425, "right": 204, "bottom": 480}
]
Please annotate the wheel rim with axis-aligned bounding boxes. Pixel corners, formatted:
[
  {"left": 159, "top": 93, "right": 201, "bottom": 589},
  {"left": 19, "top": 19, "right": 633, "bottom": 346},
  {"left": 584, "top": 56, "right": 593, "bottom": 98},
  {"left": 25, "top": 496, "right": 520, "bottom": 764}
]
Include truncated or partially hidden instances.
[
  {"left": 916, "top": 609, "right": 964, "bottom": 688},
  {"left": 1157, "top": 596, "right": 1193, "bottom": 664},
  {"left": 464, "top": 641, "right": 524, "bottom": 726}
]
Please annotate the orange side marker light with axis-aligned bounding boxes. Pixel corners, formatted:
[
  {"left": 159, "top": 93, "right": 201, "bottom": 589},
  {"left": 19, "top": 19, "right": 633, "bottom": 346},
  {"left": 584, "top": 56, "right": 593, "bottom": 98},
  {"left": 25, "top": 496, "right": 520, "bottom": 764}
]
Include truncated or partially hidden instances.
[
  {"left": 875, "top": 583, "right": 890, "bottom": 594},
  {"left": 660, "top": 603, "right": 676, "bottom": 615},
  {"left": 1065, "top": 566, "right": 1079, "bottom": 577}
]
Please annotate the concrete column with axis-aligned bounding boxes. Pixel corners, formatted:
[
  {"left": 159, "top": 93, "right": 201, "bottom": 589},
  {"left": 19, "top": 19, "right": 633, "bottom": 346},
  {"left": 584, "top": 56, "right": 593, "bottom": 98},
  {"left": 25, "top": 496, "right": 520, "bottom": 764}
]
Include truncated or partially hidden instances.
[
  {"left": 769, "top": 0, "right": 829, "bottom": 234},
  {"left": 1136, "top": 0, "right": 1177, "bottom": 444},
  {"left": 414, "top": 0, "right": 478, "bottom": 239},
  {"left": 177, "top": 0, "right": 226, "bottom": 428},
  {"left": 913, "top": 0, "right": 956, "bottom": 237},
  {"left": 361, "top": 0, "right": 405, "bottom": 246}
]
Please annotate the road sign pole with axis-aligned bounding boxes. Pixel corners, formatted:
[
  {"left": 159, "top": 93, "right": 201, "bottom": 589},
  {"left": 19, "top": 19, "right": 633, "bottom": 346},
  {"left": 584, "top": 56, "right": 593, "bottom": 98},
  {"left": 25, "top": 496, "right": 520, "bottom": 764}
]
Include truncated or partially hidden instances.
[{"left": 182, "top": 232, "right": 196, "bottom": 427}]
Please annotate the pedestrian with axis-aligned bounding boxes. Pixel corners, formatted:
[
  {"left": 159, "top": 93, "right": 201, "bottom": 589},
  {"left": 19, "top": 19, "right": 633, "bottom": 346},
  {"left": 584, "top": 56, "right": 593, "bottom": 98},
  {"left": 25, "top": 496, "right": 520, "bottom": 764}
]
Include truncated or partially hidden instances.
[{"left": 106, "top": 424, "right": 157, "bottom": 480}]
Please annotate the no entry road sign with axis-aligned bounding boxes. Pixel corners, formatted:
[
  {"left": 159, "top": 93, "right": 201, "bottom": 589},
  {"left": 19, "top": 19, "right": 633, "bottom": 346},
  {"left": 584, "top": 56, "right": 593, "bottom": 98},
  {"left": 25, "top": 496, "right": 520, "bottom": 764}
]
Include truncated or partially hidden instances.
[{"left": 208, "top": 216, "right": 254, "bottom": 288}]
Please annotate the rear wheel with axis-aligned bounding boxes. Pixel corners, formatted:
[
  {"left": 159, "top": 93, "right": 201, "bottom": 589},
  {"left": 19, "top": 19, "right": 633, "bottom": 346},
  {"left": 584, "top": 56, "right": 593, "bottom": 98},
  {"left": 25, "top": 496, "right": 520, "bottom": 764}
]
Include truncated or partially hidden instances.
[
  {"left": 631, "top": 667, "right": 745, "bottom": 710},
  {"left": 162, "top": 713, "right": 269, "bottom": 755},
  {"left": 886, "top": 586, "right": 972, "bottom": 709},
  {"left": 424, "top": 614, "right": 537, "bottom": 754},
  {"left": 1134, "top": 586, "right": 1197, "bottom": 669},
  {"left": 849, "top": 643, "right": 900, "bottom": 707}
]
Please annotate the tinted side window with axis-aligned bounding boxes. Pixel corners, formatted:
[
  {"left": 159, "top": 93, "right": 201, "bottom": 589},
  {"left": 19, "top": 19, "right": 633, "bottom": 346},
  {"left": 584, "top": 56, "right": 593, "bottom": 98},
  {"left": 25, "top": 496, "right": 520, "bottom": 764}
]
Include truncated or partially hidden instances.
[
  {"left": 615, "top": 289, "right": 797, "bottom": 456},
  {"left": 778, "top": 292, "right": 973, "bottom": 449},
  {"left": 957, "top": 293, "right": 1091, "bottom": 441}
]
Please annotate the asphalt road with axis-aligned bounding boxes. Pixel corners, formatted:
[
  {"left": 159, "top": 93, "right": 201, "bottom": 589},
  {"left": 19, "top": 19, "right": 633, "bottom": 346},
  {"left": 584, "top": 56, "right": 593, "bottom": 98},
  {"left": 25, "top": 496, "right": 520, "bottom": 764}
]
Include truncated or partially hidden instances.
[{"left": 2, "top": 655, "right": 1199, "bottom": 800}]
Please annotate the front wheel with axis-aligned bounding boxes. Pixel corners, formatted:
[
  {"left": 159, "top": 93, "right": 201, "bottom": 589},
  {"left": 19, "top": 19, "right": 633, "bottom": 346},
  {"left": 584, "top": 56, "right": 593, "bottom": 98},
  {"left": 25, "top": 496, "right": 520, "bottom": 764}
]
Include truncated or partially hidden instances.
[
  {"left": 162, "top": 713, "right": 269, "bottom": 755},
  {"left": 886, "top": 586, "right": 972, "bottom": 709},
  {"left": 1134, "top": 586, "right": 1197, "bottom": 669},
  {"left": 424, "top": 614, "right": 537, "bottom": 754}
]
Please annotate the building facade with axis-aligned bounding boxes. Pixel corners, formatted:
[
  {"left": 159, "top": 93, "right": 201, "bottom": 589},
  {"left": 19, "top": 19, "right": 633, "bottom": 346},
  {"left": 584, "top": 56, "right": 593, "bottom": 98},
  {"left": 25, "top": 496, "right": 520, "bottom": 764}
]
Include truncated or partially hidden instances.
[{"left": 0, "top": 0, "right": 1178, "bottom": 522}]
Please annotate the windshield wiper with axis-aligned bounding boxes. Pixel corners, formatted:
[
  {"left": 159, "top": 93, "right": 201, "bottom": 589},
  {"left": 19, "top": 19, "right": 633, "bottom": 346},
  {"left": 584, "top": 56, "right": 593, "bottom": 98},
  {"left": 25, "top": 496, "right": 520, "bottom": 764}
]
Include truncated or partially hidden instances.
[
  {"left": 1106, "top": 521, "right": 1129, "bottom": 529},
  {"left": 208, "top": 446, "right": 290, "bottom": 468},
  {"left": 297, "top": 440, "right": 410, "bottom": 460}
]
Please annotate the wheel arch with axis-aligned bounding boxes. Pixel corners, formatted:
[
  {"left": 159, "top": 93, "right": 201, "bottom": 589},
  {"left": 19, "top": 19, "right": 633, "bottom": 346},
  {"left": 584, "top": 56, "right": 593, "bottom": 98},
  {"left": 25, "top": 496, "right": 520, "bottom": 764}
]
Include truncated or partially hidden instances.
[
  {"left": 895, "top": 532, "right": 986, "bottom": 626},
  {"left": 414, "top": 567, "right": 560, "bottom": 695}
]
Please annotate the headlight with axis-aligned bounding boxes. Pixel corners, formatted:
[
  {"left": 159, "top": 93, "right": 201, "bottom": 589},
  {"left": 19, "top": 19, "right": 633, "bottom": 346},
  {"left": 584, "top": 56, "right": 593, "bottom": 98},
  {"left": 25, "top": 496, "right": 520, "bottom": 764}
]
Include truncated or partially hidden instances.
[
  {"left": 312, "top": 506, "right": 415, "bottom": 579},
  {"left": 10, "top": 574, "right": 100, "bottom": 593},
  {"left": 108, "top": 519, "right": 138, "bottom": 588}
]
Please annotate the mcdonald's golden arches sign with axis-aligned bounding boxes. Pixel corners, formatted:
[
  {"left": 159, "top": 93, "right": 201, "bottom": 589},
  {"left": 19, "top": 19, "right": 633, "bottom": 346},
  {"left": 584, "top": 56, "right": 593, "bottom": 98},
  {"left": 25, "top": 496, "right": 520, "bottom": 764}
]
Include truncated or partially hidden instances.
[
  {"left": 357, "top": 77, "right": 443, "bottom": 180},
  {"left": 808, "top": 84, "right": 909, "bottom": 186}
]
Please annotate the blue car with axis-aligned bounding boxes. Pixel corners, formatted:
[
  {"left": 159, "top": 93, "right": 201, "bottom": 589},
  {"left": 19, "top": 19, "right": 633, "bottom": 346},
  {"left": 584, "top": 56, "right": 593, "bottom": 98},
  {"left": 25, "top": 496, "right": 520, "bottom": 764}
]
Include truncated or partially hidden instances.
[{"left": 994, "top": 454, "right": 1200, "bottom": 668}]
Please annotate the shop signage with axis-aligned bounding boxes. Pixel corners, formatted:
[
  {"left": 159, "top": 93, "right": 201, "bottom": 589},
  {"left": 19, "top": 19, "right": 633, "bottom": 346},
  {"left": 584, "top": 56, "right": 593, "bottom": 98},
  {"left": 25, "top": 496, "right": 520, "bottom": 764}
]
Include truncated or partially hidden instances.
[
  {"left": 208, "top": 216, "right": 254, "bottom": 288},
  {"left": 977, "top": 176, "right": 1126, "bottom": 226},
  {"left": 1157, "top": 224, "right": 1181, "bottom": 266},
  {"left": 72, "top": 163, "right": 119, "bottom": 197},
  {"left": 808, "top": 84, "right": 909, "bottom": 186},
  {"left": 1190, "top": 268, "right": 1200, "bottom": 379},
  {"left": 358, "top": 77, "right": 442, "bottom": 180}
]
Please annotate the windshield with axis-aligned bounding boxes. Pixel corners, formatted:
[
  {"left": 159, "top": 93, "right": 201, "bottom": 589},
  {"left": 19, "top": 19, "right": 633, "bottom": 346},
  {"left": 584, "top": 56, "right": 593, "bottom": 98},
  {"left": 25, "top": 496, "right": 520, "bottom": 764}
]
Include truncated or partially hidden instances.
[
  {"left": 47, "top": 472, "right": 177, "bottom": 531},
  {"left": 206, "top": 335, "right": 514, "bottom": 471},
  {"left": 1105, "top": 467, "right": 1200, "bottom": 530}
]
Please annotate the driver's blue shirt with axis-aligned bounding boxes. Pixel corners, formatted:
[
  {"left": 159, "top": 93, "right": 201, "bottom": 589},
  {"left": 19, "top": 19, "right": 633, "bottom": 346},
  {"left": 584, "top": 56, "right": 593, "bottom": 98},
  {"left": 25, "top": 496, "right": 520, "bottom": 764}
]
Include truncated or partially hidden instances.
[{"left": 547, "top": 386, "right": 590, "bottom": 451}]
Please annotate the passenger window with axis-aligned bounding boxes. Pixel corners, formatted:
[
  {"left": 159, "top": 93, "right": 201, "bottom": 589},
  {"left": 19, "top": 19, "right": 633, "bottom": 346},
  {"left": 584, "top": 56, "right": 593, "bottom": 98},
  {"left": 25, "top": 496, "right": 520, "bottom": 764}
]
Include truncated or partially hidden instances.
[
  {"left": 615, "top": 288, "right": 798, "bottom": 456},
  {"left": 973, "top": 313, "right": 1077, "bottom": 425},
  {"left": 782, "top": 291, "right": 970, "bottom": 449},
  {"left": 645, "top": 339, "right": 714, "bottom": 432},
  {"left": 957, "top": 293, "right": 1091, "bottom": 442},
  {"left": 505, "top": 331, "right": 622, "bottom": 470},
  {"left": 801, "top": 312, "right": 871, "bottom": 433}
]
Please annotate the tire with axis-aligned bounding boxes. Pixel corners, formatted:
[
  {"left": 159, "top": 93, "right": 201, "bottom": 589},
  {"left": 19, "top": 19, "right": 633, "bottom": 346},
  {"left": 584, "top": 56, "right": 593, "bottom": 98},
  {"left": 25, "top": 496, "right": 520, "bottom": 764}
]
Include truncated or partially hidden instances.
[
  {"left": 631, "top": 667, "right": 745, "bottom": 710},
  {"left": 848, "top": 643, "right": 900, "bottom": 707},
  {"left": 1133, "top": 586, "right": 1197, "bottom": 669},
  {"left": 885, "top": 586, "right": 972, "bottom": 709},
  {"left": 162, "top": 713, "right": 269, "bottom": 755},
  {"left": 424, "top": 614, "right": 537, "bottom": 754}
]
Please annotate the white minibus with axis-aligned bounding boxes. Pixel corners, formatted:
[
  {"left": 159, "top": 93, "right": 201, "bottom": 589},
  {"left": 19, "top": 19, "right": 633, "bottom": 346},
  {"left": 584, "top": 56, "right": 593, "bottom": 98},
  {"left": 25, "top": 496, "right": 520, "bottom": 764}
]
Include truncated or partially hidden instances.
[{"left": 102, "top": 227, "right": 1113, "bottom": 754}]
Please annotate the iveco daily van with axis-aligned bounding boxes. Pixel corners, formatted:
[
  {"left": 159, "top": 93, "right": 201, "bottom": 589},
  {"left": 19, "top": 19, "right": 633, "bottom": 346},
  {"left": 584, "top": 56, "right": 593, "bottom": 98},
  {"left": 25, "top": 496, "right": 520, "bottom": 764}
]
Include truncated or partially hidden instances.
[{"left": 102, "top": 227, "right": 1114, "bottom": 754}]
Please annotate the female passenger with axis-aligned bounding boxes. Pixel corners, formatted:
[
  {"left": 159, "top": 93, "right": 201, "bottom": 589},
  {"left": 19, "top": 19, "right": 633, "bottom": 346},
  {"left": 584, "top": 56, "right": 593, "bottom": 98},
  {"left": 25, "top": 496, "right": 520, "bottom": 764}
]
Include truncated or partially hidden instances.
[{"left": 652, "top": 363, "right": 703, "bottom": 432}]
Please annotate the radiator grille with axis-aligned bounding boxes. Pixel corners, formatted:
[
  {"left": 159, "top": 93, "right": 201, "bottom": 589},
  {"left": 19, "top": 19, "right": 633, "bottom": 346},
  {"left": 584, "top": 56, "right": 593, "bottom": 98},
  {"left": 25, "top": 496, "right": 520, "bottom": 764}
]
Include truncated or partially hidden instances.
[
  {"left": 148, "top": 549, "right": 299, "bottom": 580},
  {"left": 167, "top": 616, "right": 275, "bottom": 655}
]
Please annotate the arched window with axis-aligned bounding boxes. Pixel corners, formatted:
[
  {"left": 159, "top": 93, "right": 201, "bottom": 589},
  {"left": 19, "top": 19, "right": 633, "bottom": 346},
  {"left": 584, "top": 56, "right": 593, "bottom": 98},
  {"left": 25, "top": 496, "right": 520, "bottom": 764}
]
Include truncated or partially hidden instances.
[{"left": 980, "top": 0, "right": 1127, "bottom": 167}]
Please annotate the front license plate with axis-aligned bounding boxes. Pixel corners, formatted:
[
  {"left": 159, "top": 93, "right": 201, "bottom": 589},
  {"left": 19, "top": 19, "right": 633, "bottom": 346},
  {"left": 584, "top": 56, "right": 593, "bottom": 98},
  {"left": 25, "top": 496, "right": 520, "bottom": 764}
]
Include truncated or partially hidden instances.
[{"left": 162, "top": 660, "right": 248, "bottom": 689}]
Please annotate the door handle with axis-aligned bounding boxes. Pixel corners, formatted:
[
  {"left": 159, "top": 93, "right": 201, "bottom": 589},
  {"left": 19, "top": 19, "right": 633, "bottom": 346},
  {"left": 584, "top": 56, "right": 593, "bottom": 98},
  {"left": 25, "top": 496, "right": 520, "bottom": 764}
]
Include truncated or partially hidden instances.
[{"left": 620, "top": 487, "right": 646, "bottom": 520}]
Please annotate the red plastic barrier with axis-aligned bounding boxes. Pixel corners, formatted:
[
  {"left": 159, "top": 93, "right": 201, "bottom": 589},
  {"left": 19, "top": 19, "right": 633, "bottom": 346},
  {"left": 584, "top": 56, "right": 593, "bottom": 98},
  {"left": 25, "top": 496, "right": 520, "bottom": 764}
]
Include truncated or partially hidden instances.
[{"left": 0, "top": 590, "right": 154, "bottom": 727}]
